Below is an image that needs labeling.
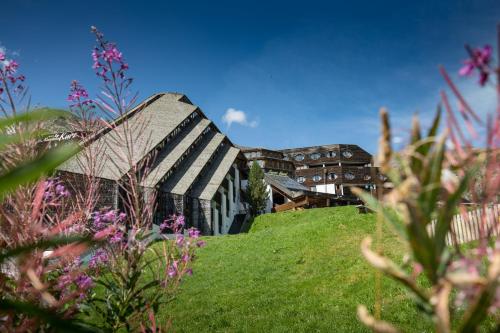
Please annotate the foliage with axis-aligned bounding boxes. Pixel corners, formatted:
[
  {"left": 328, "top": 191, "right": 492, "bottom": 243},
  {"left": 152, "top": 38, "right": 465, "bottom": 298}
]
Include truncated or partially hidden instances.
[
  {"left": 247, "top": 161, "right": 269, "bottom": 215},
  {"left": 0, "top": 50, "right": 96, "bottom": 332},
  {"left": 354, "top": 29, "right": 500, "bottom": 333},
  {"left": 72, "top": 27, "right": 202, "bottom": 332},
  {"left": 1, "top": 26, "right": 202, "bottom": 332}
]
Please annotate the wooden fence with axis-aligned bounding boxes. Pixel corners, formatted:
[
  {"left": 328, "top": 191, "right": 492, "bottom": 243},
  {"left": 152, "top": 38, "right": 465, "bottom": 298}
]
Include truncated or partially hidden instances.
[{"left": 428, "top": 204, "right": 500, "bottom": 246}]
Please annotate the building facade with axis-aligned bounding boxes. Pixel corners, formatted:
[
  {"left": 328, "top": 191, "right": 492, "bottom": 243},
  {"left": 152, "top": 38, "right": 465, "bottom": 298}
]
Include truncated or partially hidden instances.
[
  {"left": 57, "top": 93, "right": 248, "bottom": 235},
  {"left": 280, "top": 144, "right": 379, "bottom": 197},
  {"left": 242, "top": 144, "right": 380, "bottom": 201},
  {"left": 240, "top": 147, "right": 295, "bottom": 176}
]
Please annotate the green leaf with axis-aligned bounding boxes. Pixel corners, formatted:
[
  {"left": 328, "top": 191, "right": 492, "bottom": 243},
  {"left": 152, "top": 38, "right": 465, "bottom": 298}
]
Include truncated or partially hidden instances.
[
  {"left": 434, "top": 171, "right": 471, "bottom": 257},
  {"left": 354, "top": 189, "right": 407, "bottom": 240},
  {"left": 0, "top": 299, "right": 100, "bottom": 332},
  {"left": 0, "top": 109, "right": 73, "bottom": 129},
  {"left": 0, "top": 143, "right": 80, "bottom": 199},
  {"left": 0, "top": 235, "right": 92, "bottom": 263}
]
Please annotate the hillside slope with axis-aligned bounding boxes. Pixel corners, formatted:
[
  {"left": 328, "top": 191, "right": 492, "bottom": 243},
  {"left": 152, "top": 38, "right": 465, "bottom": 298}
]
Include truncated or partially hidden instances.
[{"left": 159, "top": 207, "right": 431, "bottom": 332}]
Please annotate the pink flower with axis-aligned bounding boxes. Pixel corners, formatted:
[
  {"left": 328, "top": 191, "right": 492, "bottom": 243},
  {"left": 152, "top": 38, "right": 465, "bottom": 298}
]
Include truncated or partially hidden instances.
[
  {"left": 57, "top": 274, "right": 73, "bottom": 290},
  {"left": 75, "top": 274, "right": 93, "bottom": 290},
  {"left": 110, "top": 231, "right": 124, "bottom": 244},
  {"left": 0, "top": 52, "right": 5, "bottom": 61},
  {"left": 175, "top": 234, "right": 185, "bottom": 247},
  {"left": 459, "top": 60, "right": 474, "bottom": 76},
  {"left": 168, "top": 260, "right": 179, "bottom": 278},
  {"left": 4, "top": 60, "right": 19, "bottom": 73},
  {"left": 196, "top": 240, "right": 206, "bottom": 248},
  {"left": 89, "top": 249, "right": 108, "bottom": 268},
  {"left": 188, "top": 228, "right": 200, "bottom": 239},
  {"left": 459, "top": 44, "right": 493, "bottom": 86}
]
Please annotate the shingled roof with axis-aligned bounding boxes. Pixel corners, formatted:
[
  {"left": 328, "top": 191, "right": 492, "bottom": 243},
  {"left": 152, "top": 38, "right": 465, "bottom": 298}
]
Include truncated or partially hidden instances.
[
  {"left": 58, "top": 92, "right": 242, "bottom": 202},
  {"left": 264, "top": 173, "right": 309, "bottom": 199}
]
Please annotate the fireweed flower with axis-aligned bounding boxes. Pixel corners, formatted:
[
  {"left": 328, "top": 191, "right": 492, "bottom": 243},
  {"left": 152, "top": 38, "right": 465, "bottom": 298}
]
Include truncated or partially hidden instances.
[
  {"left": 188, "top": 227, "right": 200, "bottom": 238},
  {"left": 75, "top": 274, "right": 93, "bottom": 290},
  {"left": 167, "top": 260, "right": 179, "bottom": 278},
  {"left": 175, "top": 234, "right": 185, "bottom": 247},
  {"left": 109, "top": 230, "right": 124, "bottom": 244},
  {"left": 90, "top": 27, "right": 129, "bottom": 83},
  {"left": 89, "top": 248, "right": 109, "bottom": 269},
  {"left": 0, "top": 51, "right": 25, "bottom": 97},
  {"left": 459, "top": 45, "right": 493, "bottom": 86},
  {"left": 43, "top": 178, "right": 70, "bottom": 202},
  {"left": 57, "top": 273, "right": 73, "bottom": 290}
]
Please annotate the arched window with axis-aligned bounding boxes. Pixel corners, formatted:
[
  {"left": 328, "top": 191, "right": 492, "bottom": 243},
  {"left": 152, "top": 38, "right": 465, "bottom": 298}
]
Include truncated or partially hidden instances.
[
  {"left": 328, "top": 151, "right": 336, "bottom": 158},
  {"left": 312, "top": 174, "right": 322, "bottom": 182},
  {"left": 294, "top": 154, "right": 305, "bottom": 161},
  {"left": 342, "top": 150, "right": 353, "bottom": 158},
  {"left": 344, "top": 173, "right": 355, "bottom": 180},
  {"left": 297, "top": 176, "right": 306, "bottom": 183},
  {"left": 328, "top": 173, "right": 337, "bottom": 180},
  {"left": 310, "top": 152, "right": 321, "bottom": 160}
]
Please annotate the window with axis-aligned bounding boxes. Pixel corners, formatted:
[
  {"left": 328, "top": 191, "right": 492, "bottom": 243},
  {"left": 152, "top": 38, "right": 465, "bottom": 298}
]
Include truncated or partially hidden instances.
[
  {"left": 328, "top": 151, "right": 336, "bottom": 158},
  {"left": 342, "top": 150, "right": 353, "bottom": 158},
  {"left": 344, "top": 173, "right": 355, "bottom": 180},
  {"left": 328, "top": 172, "right": 337, "bottom": 180},
  {"left": 297, "top": 176, "right": 306, "bottom": 183},
  {"left": 364, "top": 175, "right": 371, "bottom": 181},
  {"left": 294, "top": 154, "right": 305, "bottom": 161},
  {"left": 310, "top": 152, "right": 321, "bottom": 160},
  {"left": 312, "top": 174, "right": 322, "bottom": 182}
]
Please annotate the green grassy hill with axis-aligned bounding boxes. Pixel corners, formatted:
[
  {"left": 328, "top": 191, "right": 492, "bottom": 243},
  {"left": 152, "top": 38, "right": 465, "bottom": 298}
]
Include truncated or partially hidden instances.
[{"left": 158, "top": 206, "right": 431, "bottom": 332}]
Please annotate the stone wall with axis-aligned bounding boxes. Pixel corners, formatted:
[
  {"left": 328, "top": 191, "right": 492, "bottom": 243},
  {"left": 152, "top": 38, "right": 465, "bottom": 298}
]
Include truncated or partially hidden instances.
[
  {"left": 191, "top": 198, "right": 212, "bottom": 235},
  {"left": 58, "top": 171, "right": 118, "bottom": 210}
]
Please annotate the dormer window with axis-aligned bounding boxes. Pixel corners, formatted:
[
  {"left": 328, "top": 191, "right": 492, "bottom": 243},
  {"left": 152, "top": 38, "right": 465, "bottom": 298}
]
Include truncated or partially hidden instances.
[
  {"left": 344, "top": 173, "right": 355, "bottom": 180},
  {"left": 297, "top": 176, "right": 306, "bottom": 183},
  {"left": 328, "top": 173, "right": 337, "bottom": 180},
  {"left": 342, "top": 150, "right": 353, "bottom": 158},
  {"left": 310, "top": 152, "right": 321, "bottom": 160},
  {"left": 294, "top": 154, "right": 305, "bottom": 161},
  {"left": 312, "top": 174, "right": 322, "bottom": 182},
  {"left": 328, "top": 151, "right": 336, "bottom": 158}
]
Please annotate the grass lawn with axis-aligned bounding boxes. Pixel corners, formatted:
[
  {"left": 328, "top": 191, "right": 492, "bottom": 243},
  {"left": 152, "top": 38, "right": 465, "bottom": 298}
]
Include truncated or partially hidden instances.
[{"left": 155, "top": 206, "right": 432, "bottom": 332}]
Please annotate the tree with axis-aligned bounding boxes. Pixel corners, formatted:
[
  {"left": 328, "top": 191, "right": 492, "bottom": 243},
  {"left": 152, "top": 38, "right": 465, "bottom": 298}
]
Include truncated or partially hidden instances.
[{"left": 247, "top": 161, "right": 269, "bottom": 215}]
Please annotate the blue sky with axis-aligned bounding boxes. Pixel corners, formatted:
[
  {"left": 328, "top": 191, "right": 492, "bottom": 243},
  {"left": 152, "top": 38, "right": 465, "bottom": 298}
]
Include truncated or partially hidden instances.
[{"left": 1, "top": 0, "right": 499, "bottom": 153}]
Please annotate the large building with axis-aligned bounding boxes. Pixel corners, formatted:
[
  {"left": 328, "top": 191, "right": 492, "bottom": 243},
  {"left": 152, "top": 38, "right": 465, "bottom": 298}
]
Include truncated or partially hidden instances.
[
  {"left": 242, "top": 144, "right": 379, "bottom": 205},
  {"left": 279, "top": 144, "right": 379, "bottom": 197},
  {"left": 238, "top": 146, "right": 295, "bottom": 176},
  {"left": 57, "top": 93, "right": 248, "bottom": 235}
]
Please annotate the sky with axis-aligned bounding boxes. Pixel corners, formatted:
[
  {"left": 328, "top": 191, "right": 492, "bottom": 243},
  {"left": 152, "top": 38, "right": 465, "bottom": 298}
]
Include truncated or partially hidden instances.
[{"left": 1, "top": 0, "right": 499, "bottom": 153}]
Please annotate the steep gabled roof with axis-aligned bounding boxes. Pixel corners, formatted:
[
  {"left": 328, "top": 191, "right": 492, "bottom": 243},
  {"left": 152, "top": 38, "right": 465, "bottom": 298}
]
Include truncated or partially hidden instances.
[
  {"left": 141, "top": 118, "right": 212, "bottom": 188},
  {"left": 162, "top": 132, "right": 226, "bottom": 195},
  {"left": 58, "top": 93, "right": 199, "bottom": 180},
  {"left": 192, "top": 146, "right": 241, "bottom": 200}
]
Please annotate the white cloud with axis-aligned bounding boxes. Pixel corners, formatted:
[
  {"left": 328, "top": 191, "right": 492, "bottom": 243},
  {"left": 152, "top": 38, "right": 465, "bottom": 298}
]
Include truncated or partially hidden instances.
[
  {"left": 392, "top": 136, "right": 403, "bottom": 144},
  {"left": 222, "top": 108, "right": 258, "bottom": 128}
]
